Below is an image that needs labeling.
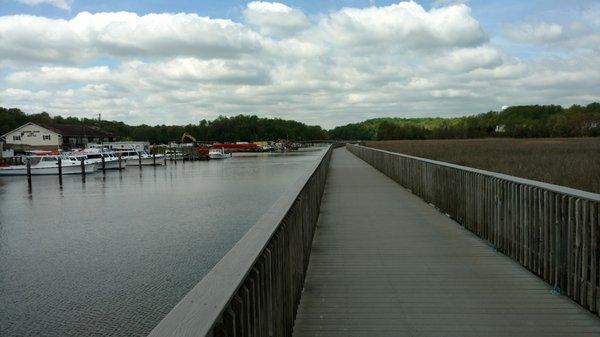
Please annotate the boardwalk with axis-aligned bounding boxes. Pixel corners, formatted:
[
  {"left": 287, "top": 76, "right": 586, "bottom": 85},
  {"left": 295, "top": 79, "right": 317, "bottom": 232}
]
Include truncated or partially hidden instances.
[{"left": 293, "top": 148, "right": 600, "bottom": 337}]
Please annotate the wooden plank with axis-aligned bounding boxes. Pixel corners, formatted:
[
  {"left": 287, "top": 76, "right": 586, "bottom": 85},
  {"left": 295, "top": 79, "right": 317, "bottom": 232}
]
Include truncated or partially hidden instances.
[
  {"left": 581, "top": 200, "right": 589, "bottom": 308},
  {"left": 566, "top": 197, "right": 574, "bottom": 297},
  {"left": 590, "top": 202, "right": 598, "bottom": 313},
  {"left": 574, "top": 199, "right": 582, "bottom": 302}
]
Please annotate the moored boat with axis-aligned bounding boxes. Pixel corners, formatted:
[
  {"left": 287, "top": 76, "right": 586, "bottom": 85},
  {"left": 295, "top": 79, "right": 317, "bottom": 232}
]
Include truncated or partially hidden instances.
[
  {"left": 208, "top": 148, "right": 232, "bottom": 159},
  {"left": 117, "top": 150, "right": 165, "bottom": 166},
  {"left": 0, "top": 156, "right": 97, "bottom": 176},
  {"left": 79, "top": 148, "right": 125, "bottom": 170}
]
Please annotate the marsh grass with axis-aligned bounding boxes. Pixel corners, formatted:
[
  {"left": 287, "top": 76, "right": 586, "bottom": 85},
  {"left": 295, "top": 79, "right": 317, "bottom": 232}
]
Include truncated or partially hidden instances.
[{"left": 366, "top": 138, "right": 600, "bottom": 194}]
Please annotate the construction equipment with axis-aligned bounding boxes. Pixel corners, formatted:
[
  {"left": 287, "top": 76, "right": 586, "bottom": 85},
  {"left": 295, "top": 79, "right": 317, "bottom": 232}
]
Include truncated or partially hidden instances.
[
  {"left": 180, "top": 133, "right": 209, "bottom": 157},
  {"left": 181, "top": 132, "right": 197, "bottom": 143}
]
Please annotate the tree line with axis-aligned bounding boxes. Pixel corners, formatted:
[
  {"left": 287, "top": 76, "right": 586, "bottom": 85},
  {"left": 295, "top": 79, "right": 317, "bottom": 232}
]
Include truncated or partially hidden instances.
[
  {"left": 0, "top": 108, "right": 328, "bottom": 143},
  {"left": 330, "top": 103, "right": 600, "bottom": 140},
  {"left": 1, "top": 103, "right": 599, "bottom": 143}
]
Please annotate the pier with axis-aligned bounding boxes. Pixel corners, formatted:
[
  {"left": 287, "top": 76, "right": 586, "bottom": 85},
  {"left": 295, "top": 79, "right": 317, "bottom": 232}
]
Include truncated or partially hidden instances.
[{"left": 149, "top": 145, "right": 600, "bottom": 337}]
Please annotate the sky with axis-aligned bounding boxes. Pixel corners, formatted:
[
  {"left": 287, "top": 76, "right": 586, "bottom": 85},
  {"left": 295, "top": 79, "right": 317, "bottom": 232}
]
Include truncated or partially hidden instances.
[{"left": 0, "top": 1, "right": 599, "bottom": 128}]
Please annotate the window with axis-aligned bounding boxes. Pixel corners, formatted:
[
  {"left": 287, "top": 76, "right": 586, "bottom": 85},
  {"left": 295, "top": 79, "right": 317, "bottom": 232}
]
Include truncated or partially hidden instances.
[
  {"left": 13, "top": 135, "right": 21, "bottom": 141},
  {"left": 43, "top": 135, "right": 51, "bottom": 141}
]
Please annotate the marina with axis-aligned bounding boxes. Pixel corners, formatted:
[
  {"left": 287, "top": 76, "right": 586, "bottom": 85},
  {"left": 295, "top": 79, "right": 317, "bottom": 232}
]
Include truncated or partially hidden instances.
[{"left": 0, "top": 147, "right": 327, "bottom": 337}]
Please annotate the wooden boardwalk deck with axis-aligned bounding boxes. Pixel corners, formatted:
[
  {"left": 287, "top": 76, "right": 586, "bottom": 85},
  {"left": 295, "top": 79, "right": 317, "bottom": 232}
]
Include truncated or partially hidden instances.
[{"left": 292, "top": 148, "right": 600, "bottom": 337}]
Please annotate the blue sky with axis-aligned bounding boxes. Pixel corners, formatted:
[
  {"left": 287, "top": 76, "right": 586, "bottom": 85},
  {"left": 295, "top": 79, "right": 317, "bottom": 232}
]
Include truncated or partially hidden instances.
[
  {"left": 2, "top": 1, "right": 591, "bottom": 26},
  {"left": 0, "top": 0, "right": 598, "bottom": 127}
]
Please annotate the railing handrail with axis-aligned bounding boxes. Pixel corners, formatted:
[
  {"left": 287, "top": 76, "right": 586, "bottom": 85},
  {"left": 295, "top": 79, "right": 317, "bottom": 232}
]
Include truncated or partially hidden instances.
[
  {"left": 147, "top": 146, "right": 332, "bottom": 337},
  {"left": 350, "top": 144, "right": 600, "bottom": 202}
]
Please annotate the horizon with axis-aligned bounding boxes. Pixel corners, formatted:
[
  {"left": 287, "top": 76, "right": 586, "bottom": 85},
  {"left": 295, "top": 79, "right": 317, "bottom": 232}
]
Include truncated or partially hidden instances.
[
  {"left": 5, "top": 101, "right": 597, "bottom": 131},
  {"left": 1, "top": 1, "right": 599, "bottom": 128}
]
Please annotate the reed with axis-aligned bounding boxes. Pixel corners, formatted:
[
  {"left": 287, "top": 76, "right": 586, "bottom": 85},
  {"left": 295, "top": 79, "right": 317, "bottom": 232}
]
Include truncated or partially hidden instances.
[{"left": 366, "top": 138, "right": 600, "bottom": 194}]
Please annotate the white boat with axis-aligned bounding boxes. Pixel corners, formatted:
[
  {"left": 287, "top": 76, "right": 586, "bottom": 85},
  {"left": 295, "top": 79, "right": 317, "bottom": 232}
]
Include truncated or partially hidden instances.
[
  {"left": 0, "top": 156, "right": 97, "bottom": 176},
  {"left": 79, "top": 148, "right": 125, "bottom": 170},
  {"left": 165, "top": 150, "right": 185, "bottom": 160},
  {"left": 118, "top": 150, "right": 165, "bottom": 166},
  {"left": 209, "top": 148, "right": 232, "bottom": 159}
]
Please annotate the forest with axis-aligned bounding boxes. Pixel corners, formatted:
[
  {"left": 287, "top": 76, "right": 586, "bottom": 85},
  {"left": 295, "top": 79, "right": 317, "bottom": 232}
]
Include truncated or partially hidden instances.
[
  {"left": 0, "top": 108, "right": 328, "bottom": 143},
  {"left": 1, "top": 103, "right": 599, "bottom": 143},
  {"left": 330, "top": 103, "right": 600, "bottom": 140}
]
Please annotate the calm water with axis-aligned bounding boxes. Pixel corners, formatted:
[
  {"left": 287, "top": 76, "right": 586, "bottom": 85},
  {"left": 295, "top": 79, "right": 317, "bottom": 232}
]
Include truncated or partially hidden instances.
[{"left": 0, "top": 148, "right": 325, "bottom": 337}]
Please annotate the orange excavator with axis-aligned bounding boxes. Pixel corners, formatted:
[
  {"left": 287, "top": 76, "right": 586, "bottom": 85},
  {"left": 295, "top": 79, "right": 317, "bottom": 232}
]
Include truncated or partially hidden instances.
[{"left": 181, "top": 133, "right": 209, "bottom": 157}]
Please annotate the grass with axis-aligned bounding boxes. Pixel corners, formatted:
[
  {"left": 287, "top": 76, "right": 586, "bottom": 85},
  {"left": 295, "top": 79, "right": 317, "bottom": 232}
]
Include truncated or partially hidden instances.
[{"left": 366, "top": 138, "right": 600, "bottom": 194}]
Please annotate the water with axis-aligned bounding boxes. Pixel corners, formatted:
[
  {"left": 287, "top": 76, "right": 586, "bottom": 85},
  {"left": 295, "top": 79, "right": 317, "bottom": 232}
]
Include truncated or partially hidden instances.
[{"left": 0, "top": 148, "right": 325, "bottom": 336}]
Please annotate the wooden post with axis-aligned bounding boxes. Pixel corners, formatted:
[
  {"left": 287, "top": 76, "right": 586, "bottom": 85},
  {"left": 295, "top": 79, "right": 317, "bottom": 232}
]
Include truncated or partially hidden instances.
[
  {"left": 138, "top": 152, "right": 142, "bottom": 168},
  {"left": 101, "top": 155, "right": 106, "bottom": 173},
  {"left": 118, "top": 153, "right": 122, "bottom": 170},
  {"left": 153, "top": 153, "right": 156, "bottom": 166},
  {"left": 26, "top": 157, "right": 32, "bottom": 184},
  {"left": 57, "top": 157, "right": 63, "bottom": 184},
  {"left": 80, "top": 157, "right": 86, "bottom": 181}
]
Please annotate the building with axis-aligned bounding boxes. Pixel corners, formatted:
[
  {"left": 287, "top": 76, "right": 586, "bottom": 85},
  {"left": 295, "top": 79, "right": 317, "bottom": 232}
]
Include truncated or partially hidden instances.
[{"left": 2, "top": 122, "right": 116, "bottom": 151}]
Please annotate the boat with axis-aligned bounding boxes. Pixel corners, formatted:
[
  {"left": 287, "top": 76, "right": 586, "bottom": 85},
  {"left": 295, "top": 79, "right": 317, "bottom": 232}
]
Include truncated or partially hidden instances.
[
  {"left": 165, "top": 150, "right": 185, "bottom": 160},
  {"left": 80, "top": 148, "right": 125, "bottom": 170},
  {"left": 208, "top": 147, "right": 232, "bottom": 159},
  {"left": 0, "top": 156, "right": 97, "bottom": 176},
  {"left": 117, "top": 150, "right": 165, "bottom": 166}
]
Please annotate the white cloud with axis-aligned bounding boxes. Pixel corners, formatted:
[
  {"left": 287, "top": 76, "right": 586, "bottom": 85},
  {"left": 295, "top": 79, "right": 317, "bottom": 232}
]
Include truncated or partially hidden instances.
[
  {"left": 314, "top": 2, "right": 487, "bottom": 51},
  {"left": 0, "top": 1, "right": 599, "bottom": 128},
  {"left": 503, "top": 22, "right": 564, "bottom": 44},
  {"left": 17, "top": 0, "right": 72, "bottom": 11},
  {"left": 428, "top": 46, "right": 502, "bottom": 73},
  {"left": 243, "top": 2, "right": 310, "bottom": 37},
  {"left": 6, "top": 66, "right": 110, "bottom": 84},
  {"left": 0, "top": 12, "right": 265, "bottom": 64}
]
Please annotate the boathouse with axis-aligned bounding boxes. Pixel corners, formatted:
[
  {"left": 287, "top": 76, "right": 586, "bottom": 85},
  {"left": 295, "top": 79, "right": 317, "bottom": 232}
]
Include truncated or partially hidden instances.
[{"left": 2, "top": 122, "right": 116, "bottom": 151}]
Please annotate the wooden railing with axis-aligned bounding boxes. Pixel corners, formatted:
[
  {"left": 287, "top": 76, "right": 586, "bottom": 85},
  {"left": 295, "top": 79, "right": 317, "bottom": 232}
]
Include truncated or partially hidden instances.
[
  {"left": 148, "top": 146, "right": 334, "bottom": 337},
  {"left": 347, "top": 144, "right": 600, "bottom": 316}
]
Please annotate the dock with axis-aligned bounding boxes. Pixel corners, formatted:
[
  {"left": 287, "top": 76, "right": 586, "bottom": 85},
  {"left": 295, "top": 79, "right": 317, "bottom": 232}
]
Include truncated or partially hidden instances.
[
  {"left": 292, "top": 148, "right": 600, "bottom": 336},
  {"left": 148, "top": 145, "right": 600, "bottom": 337}
]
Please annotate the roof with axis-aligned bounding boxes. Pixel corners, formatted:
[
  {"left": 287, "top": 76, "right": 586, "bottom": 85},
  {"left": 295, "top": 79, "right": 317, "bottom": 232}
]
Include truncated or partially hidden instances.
[
  {"left": 2, "top": 122, "right": 115, "bottom": 139},
  {"left": 41, "top": 124, "right": 115, "bottom": 138},
  {"left": 1, "top": 122, "right": 58, "bottom": 138}
]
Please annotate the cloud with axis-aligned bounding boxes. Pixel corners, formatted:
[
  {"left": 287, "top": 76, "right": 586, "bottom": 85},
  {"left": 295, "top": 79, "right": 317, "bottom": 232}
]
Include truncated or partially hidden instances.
[
  {"left": 17, "top": 0, "right": 72, "bottom": 11},
  {"left": 428, "top": 46, "right": 502, "bottom": 73},
  {"left": 6, "top": 66, "right": 110, "bottom": 84},
  {"left": 1, "top": 1, "right": 599, "bottom": 128},
  {"left": 0, "top": 12, "right": 265, "bottom": 64},
  {"left": 502, "top": 21, "right": 600, "bottom": 50},
  {"left": 503, "top": 22, "right": 565, "bottom": 44},
  {"left": 313, "top": 2, "right": 487, "bottom": 52},
  {"left": 243, "top": 1, "right": 310, "bottom": 37}
]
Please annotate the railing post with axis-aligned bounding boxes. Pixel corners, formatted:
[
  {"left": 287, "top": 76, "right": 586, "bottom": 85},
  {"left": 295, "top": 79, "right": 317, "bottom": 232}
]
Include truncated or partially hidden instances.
[{"left": 80, "top": 157, "right": 86, "bottom": 182}]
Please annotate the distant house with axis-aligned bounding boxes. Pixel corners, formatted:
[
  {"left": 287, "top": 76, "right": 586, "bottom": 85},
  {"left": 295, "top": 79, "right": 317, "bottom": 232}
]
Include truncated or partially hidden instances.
[
  {"left": 495, "top": 124, "right": 506, "bottom": 133},
  {"left": 2, "top": 122, "right": 116, "bottom": 151}
]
